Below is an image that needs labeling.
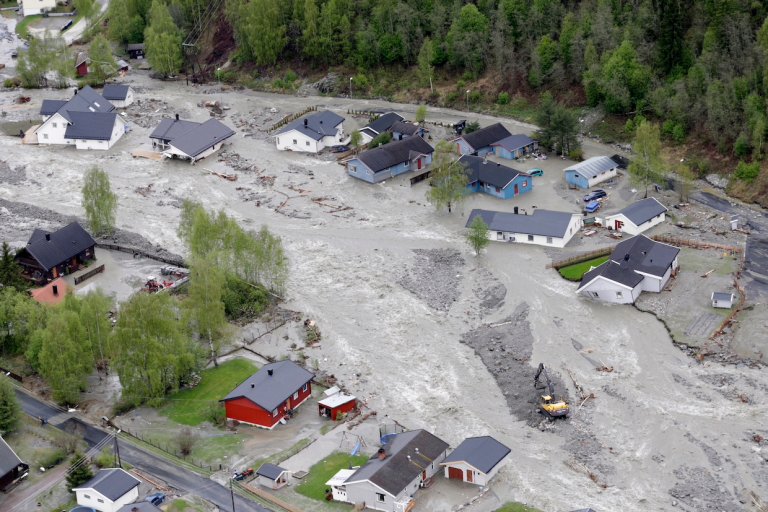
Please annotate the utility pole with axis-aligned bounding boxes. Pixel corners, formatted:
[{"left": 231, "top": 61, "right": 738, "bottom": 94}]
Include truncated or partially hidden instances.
[
  {"left": 229, "top": 478, "right": 236, "bottom": 512},
  {"left": 114, "top": 431, "right": 122, "bottom": 468}
]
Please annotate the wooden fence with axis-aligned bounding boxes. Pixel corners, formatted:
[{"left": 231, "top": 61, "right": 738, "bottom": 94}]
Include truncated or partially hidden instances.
[
  {"left": 96, "top": 242, "right": 185, "bottom": 267},
  {"left": 240, "top": 482, "right": 303, "bottom": 512},
  {"left": 74, "top": 264, "right": 105, "bottom": 285},
  {"left": 268, "top": 105, "right": 317, "bottom": 133},
  {"left": 548, "top": 246, "right": 614, "bottom": 270}
]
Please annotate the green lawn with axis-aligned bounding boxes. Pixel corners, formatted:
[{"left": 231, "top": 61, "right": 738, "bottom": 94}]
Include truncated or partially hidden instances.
[
  {"left": 558, "top": 256, "right": 610, "bottom": 281},
  {"left": 166, "top": 500, "right": 206, "bottom": 512},
  {"left": 15, "top": 14, "right": 41, "bottom": 39},
  {"left": 495, "top": 503, "right": 544, "bottom": 512},
  {"left": 162, "top": 358, "right": 258, "bottom": 426},
  {"left": 189, "top": 434, "right": 244, "bottom": 464},
  {"left": 296, "top": 452, "right": 369, "bottom": 501}
]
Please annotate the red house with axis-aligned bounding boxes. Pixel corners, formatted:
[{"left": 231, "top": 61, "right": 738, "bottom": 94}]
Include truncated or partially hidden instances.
[{"left": 222, "top": 361, "right": 314, "bottom": 429}]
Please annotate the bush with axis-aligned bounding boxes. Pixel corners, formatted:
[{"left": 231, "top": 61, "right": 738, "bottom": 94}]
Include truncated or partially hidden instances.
[
  {"left": 734, "top": 133, "right": 751, "bottom": 158},
  {"left": 284, "top": 70, "right": 298, "bottom": 83},
  {"left": 469, "top": 90, "right": 482, "bottom": 104},
  {"left": 39, "top": 448, "right": 67, "bottom": 469},
  {"left": 369, "top": 131, "right": 392, "bottom": 148},
  {"left": 206, "top": 402, "right": 227, "bottom": 427},
  {"left": 568, "top": 148, "right": 585, "bottom": 161},
  {"left": 178, "top": 428, "right": 197, "bottom": 457},
  {"left": 222, "top": 275, "right": 269, "bottom": 320},
  {"left": 671, "top": 123, "right": 686, "bottom": 143},
  {"left": 733, "top": 160, "right": 761, "bottom": 183},
  {"left": 3, "top": 77, "right": 20, "bottom": 88},
  {"left": 93, "top": 448, "right": 115, "bottom": 468},
  {"left": 497, "top": 91, "right": 510, "bottom": 105}
]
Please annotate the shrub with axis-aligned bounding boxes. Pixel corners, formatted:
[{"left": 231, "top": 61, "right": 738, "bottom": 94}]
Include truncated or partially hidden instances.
[
  {"left": 671, "top": 123, "right": 686, "bottom": 143},
  {"left": 206, "top": 402, "right": 227, "bottom": 427},
  {"left": 3, "top": 77, "right": 20, "bottom": 88},
  {"left": 469, "top": 90, "right": 481, "bottom": 104},
  {"left": 568, "top": 148, "right": 585, "bottom": 161},
  {"left": 222, "top": 275, "right": 269, "bottom": 320},
  {"left": 734, "top": 133, "right": 751, "bottom": 158},
  {"left": 369, "top": 131, "right": 392, "bottom": 148},
  {"left": 284, "top": 70, "right": 298, "bottom": 83},
  {"left": 39, "top": 448, "right": 67, "bottom": 469},
  {"left": 93, "top": 448, "right": 115, "bottom": 468},
  {"left": 497, "top": 91, "right": 510, "bottom": 105},
  {"left": 178, "top": 428, "right": 197, "bottom": 457},
  {"left": 733, "top": 161, "right": 760, "bottom": 183}
]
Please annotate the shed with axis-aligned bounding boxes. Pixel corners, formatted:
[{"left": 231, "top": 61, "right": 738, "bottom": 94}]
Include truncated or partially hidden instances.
[
  {"left": 318, "top": 390, "right": 357, "bottom": 420},
  {"left": 440, "top": 436, "right": 510, "bottom": 486},
  {"left": 564, "top": 156, "right": 619, "bottom": 189},
  {"left": 0, "top": 435, "right": 29, "bottom": 492},
  {"left": 256, "top": 463, "right": 290, "bottom": 489},
  {"left": 603, "top": 197, "right": 668, "bottom": 235},
  {"left": 126, "top": 44, "right": 145, "bottom": 59},
  {"left": 102, "top": 85, "right": 135, "bottom": 108},
  {"left": 75, "top": 52, "right": 89, "bottom": 77},
  {"left": 711, "top": 292, "right": 735, "bottom": 309}
]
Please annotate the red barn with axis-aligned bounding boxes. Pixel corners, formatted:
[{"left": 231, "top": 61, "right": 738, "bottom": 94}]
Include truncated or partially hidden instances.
[
  {"left": 318, "top": 389, "right": 357, "bottom": 421},
  {"left": 221, "top": 361, "right": 314, "bottom": 429},
  {"left": 75, "top": 52, "right": 89, "bottom": 77}
]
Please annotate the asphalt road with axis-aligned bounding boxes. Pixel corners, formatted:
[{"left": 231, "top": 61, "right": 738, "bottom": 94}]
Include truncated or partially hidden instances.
[{"left": 14, "top": 388, "right": 272, "bottom": 512}]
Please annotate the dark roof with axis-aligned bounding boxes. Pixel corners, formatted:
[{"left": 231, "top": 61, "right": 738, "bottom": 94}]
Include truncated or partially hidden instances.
[
  {"left": 442, "top": 436, "right": 510, "bottom": 474},
  {"left": 610, "top": 154, "right": 630, "bottom": 169},
  {"left": 390, "top": 120, "right": 420, "bottom": 135},
  {"left": 345, "top": 430, "right": 448, "bottom": 496},
  {"left": 0, "top": 436, "right": 24, "bottom": 476},
  {"left": 564, "top": 156, "right": 617, "bottom": 180},
  {"left": 365, "top": 112, "right": 404, "bottom": 135},
  {"left": 126, "top": 43, "right": 145, "bottom": 50},
  {"left": 64, "top": 112, "right": 118, "bottom": 140},
  {"left": 40, "top": 99, "right": 67, "bottom": 116},
  {"left": 465, "top": 209, "right": 578, "bottom": 238},
  {"left": 612, "top": 198, "right": 667, "bottom": 226},
  {"left": 355, "top": 136, "right": 434, "bottom": 173},
  {"left": 360, "top": 128, "right": 378, "bottom": 138},
  {"left": 712, "top": 292, "right": 734, "bottom": 301},
  {"left": 168, "top": 118, "right": 236, "bottom": 158},
  {"left": 42, "top": 86, "right": 115, "bottom": 124},
  {"left": 21, "top": 222, "right": 96, "bottom": 272},
  {"left": 117, "top": 503, "right": 162, "bottom": 512},
  {"left": 461, "top": 123, "right": 512, "bottom": 151},
  {"left": 222, "top": 360, "right": 314, "bottom": 412},
  {"left": 102, "top": 84, "right": 130, "bottom": 101},
  {"left": 277, "top": 110, "right": 344, "bottom": 140},
  {"left": 612, "top": 235, "right": 680, "bottom": 278},
  {"left": 149, "top": 118, "right": 200, "bottom": 142},
  {"left": 460, "top": 155, "right": 528, "bottom": 190},
  {"left": 73, "top": 469, "right": 140, "bottom": 501},
  {"left": 256, "top": 463, "right": 287, "bottom": 480},
  {"left": 578, "top": 260, "right": 644, "bottom": 290},
  {"left": 490, "top": 134, "right": 535, "bottom": 151}
]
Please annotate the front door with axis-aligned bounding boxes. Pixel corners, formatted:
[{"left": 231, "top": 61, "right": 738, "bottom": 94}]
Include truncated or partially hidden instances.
[
  {"left": 514, "top": 183, "right": 519, "bottom": 196},
  {"left": 417, "top": 158, "right": 422, "bottom": 170},
  {"left": 466, "top": 470, "right": 473, "bottom": 483},
  {"left": 615, "top": 219, "right": 624, "bottom": 231}
]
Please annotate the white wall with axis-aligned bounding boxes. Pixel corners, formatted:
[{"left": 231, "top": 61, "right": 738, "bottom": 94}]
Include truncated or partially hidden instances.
[
  {"left": 111, "top": 89, "right": 134, "bottom": 108},
  {"left": 74, "top": 117, "right": 125, "bottom": 150},
  {"left": 166, "top": 140, "right": 225, "bottom": 163},
  {"left": 578, "top": 277, "right": 641, "bottom": 304},
  {"left": 21, "top": 0, "right": 57, "bottom": 16},
  {"left": 442, "top": 462, "right": 494, "bottom": 486},
  {"left": 276, "top": 130, "right": 319, "bottom": 153},
  {"left": 36, "top": 113, "right": 71, "bottom": 145},
  {"left": 606, "top": 212, "right": 666, "bottom": 235},
  {"left": 488, "top": 215, "right": 583, "bottom": 249},
  {"left": 75, "top": 486, "right": 138, "bottom": 512},
  {"left": 586, "top": 167, "right": 618, "bottom": 188}
]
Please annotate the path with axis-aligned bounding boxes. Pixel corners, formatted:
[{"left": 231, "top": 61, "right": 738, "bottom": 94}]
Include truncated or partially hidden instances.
[{"left": 2, "top": 463, "right": 68, "bottom": 512}]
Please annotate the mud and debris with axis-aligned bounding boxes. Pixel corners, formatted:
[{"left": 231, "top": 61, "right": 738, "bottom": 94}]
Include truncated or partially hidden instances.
[{"left": 398, "top": 248, "right": 464, "bottom": 311}]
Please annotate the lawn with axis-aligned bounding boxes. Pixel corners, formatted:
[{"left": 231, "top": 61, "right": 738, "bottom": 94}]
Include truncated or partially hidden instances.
[
  {"left": 495, "top": 503, "right": 544, "bottom": 512},
  {"left": 558, "top": 256, "right": 610, "bottom": 281},
  {"left": 15, "top": 14, "right": 41, "bottom": 39},
  {"left": 166, "top": 500, "right": 206, "bottom": 512},
  {"left": 189, "top": 434, "right": 244, "bottom": 464},
  {"left": 162, "top": 358, "right": 258, "bottom": 426},
  {"left": 296, "top": 452, "right": 369, "bottom": 501}
]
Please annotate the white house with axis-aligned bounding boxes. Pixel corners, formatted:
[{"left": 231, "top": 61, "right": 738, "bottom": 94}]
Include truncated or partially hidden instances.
[
  {"left": 149, "top": 116, "right": 235, "bottom": 163},
  {"left": 440, "top": 436, "right": 510, "bottom": 487},
  {"left": 577, "top": 235, "right": 680, "bottom": 304},
  {"left": 275, "top": 110, "right": 345, "bottom": 153},
  {"left": 466, "top": 209, "right": 583, "bottom": 248},
  {"left": 19, "top": 0, "right": 57, "bottom": 16},
  {"left": 102, "top": 85, "right": 135, "bottom": 108},
  {"left": 564, "top": 156, "right": 619, "bottom": 189},
  {"left": 35, "top": 86, "right": 126, "bottom": 150},
  {"left": 357, "top": 112, "right": 404, "bottom": 144},
  {"left": 327, "top": 430, "right": 449, "bottom": 512},
  {"left": 603, "top": 197, "right": 668, "bottom": 235},
  {"left": 711, "top": 292, "right": 736, "bottom": 309},
  {"left": 256, "top": 463, "right": 291, "bottom": 490},
  {"left": 73, "top": 468, "right": 141, "bottom": 512}
]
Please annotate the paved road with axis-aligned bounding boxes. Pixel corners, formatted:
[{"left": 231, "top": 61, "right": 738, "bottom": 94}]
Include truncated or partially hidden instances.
[{"left": 14, "top": 388, "right": 272, "bottom": 512}]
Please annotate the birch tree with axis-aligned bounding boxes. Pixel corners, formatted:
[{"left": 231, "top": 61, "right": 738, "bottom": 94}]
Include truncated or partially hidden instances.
[
  {"left": 185, "top": 256, "right": 228, "bottom": 367},
  {"left": 427, "top": 140, "right": 468, "bottom": 213},
  {"left": 82, "top": 167, "right": 117, "bottom": 237}
]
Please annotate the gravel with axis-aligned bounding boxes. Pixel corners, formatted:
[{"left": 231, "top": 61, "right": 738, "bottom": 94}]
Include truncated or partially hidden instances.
[
  {"left": 669, "top": 465, "right": 739, "bottom": 512},
  {"left": 397, "top": 248, "right": 464, "bottom": 311}
]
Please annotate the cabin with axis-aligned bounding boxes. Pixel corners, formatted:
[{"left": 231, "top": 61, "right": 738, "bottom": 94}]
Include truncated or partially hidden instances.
[
  {"left": 19, "top": 0, "right": 57, "bottom": 16},
  {"left": 126, "top": 44, "right": 145, "bottom": 59},
  {"left": 256, "top": 463, "right": 291, "bottom": 490},
  {"left": 346, "top": 137, "right": 434, "bottom": 183},
  {"left": 102, "top": 85, "right": 135, "bottom": 108},
  {"left": 602, "top": 197, "right": 668, "bottom": 235},
  {"left": 711, "top": 292, "right": 736, "bottom": 309},
  {"left": 440, "top": 436, "right": 510, "bottom": 487},
  {"left": 327, "top": 429, "right": 449, "bottom": 512},
  {"left": 466, "top": 209, "right": 583, "bottom": 248},
  {"left": 36, "top": 86, "right": 126, "bottom": 150},
  {"left": 275, "top": 110, "right": 345, "bottom": 153},
  {"left": 318, "top": 387, "right": 357, "bottom": 421},
  {"left": 73, "top": 468, "right": 141, "bottom": 512},
  {"left": 577, "top": 235, "right": 680, "bottom": 304},
  {"left": 75, "top": 52, "right": 90, "bottom": 77},
  {"left": 221, "top": 360, "right": 314, "bottom": 429},
  {"left": 358, "top": 112, "right": 404, "bottom": 144},
  {"left": 149, "top": 115, "right": 235, "bottom": 163},
  {"left": 0, "top": 435, "right": 29, "bottom": 492},
  {"left": 455, "top": 123, "right": 512, "bottom": 157},
  {"left": 564, "top": 156, "right": 619, "bottom": 189},
  {"left": 460, "top": 155, "right": 532, "bottom": 200},
  {"left": 490, "top": 134, "right": 537, "bottom": 160},
  {"left": 30, "top": 278, "right": 69, "bottom": 305},
  {"left": 15, "top": 223, "right": 96, "bottom": 284}
]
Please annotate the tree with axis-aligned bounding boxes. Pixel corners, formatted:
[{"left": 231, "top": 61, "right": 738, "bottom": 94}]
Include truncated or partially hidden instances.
[
  {"left": 87, "top": 35, "right": 117, "bottom": 85},
  {"left": 184, "top": 256, "right": 228, "bottom": 367},
  {"left": 427, "top": 140, "right": 468, "bottom": 213},
  {"left": 417, "top": 37, "right": 434, "bottom": 92},
  {"left": 1, "top": 288, "right": 45, "bottom": 356},
  {"left": 464, "top": 121, "right": 480, "bottom": 134},
  {"left": 301, "top": 0, "right": 320, "bottom": 60},
  {"left": 629, "top": 120, "right": 665, "bottom": 197},
  {"left": 535, "top": 92, "right": 580, "bottom": 156},
  {"left": 16, "top": 31, "right": 71, "bottom": 89},
  {"left": 466, "top": 216, "right": 490, "bottom": 256},
  {"left": 415, "top": 105, "right": 427, "bottom": 123},
  {"left": 38, "top": 309, "right": 93, "bottom": 405},
  {"left": 446, "top": 4, "right": 490, "bottom": 75},
  {"left": 144, "top": 0, "right": 183, "bottom": 77},
  {"left": 0, "top": 377, "right": 21, "bottom": 435},
  {"left": 599, "top": 40, "right": 651, "bottom": 113},
  {"left": 82, "top": 167, "right": 117, "bottom": 237},
  {"left": 368, "top": 131, "right": 392, "bottom": 148},
  {"left": 64, "top": 292, "right": 112, "bottom": 369},
  {"left": 74, "top": 0, "right": 98, "bottom": 29},
  {"left": 349, "top": 130, "right": 362, "bottom": 151},
  {"left": 0, "top": 243, "right": 26, "bottom": 290},
  {"left": 66, "top": 453, "right": 94, "bottom": 490},
  {"left": 228, "top": 0, "right": 286, "bottom": 66},
  {"left": 107, "top": 0, "right": 132, "bottom": 43}
]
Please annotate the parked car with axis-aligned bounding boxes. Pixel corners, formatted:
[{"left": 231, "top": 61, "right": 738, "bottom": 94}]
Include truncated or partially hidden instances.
[
  {"left": 330, "top": 145, "right": 350, "bottom": 153},
  {"left": 528, "top": 168, "right": 544, "bottom": 177},
  {"left": 584, "top": 201, "right": 601, "bottom": 213},
  {"left": 233, "top": 468, "right": 254, "bottom": 481},
  {"left": 146, "top": 493, "right": 166, "bottom": 506},
  {"left": 583, "top": 189, "right": 607, "bottom": 202}
]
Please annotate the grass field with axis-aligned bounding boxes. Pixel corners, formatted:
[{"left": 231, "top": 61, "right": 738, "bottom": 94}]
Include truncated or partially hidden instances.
[
  {"left": 495, "top": 503, "right": 544, "bottom": 512},
  {"left": 558, "top": 256, "right": 610, "bottom": 281},
  {"left": 162, "top": 358, "right": 257, "bottom": 426},
  {"left": 15, "top": 14, "right": 40, "bottom": 39},
  {"left": 296, "top": 452, "right": 369, "bottom": 501},
  {"left": 189, "top": 434, "right": 244, "bottom": 464}
]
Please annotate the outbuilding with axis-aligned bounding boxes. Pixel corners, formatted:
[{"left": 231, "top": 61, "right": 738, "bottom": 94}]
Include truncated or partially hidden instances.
[
  {"left": 603, "top": 197, "right": 667, "bottom": 235},
  {"left": 564, "top": 156, "right": 619, "bottom": 189},
  {"left": 75, "top": 52, "right": 90, "bottom": 77},
  {"left": 346, "top": 136, "right": 434, "bottom": 183},
  {"left": 440, "top": 436, "right": 510, "bottom": 486},
  {"left": 466, "top": 209, "right": 583, "bottom": 248},
  {"left": 256, "top": 463, "right": 291, "bottom": 489},
  {"left": 460, "top": 155, "right": 532, "bottom": 200},
  {"left": 73, "top": 468, "right": 141, "bottom": 512},
  {"left": 126, "top": 44, "right": 145, "bottom": 59},
  {"left": 711, "top": 292, "right": 736, "bottom": 309},
  {"left": 390, "top": 121, "right": 427, "bottom": 141},
  {"left": 276, "top": 110, "right": 345, "bottom": 153},
  {"left": 318, "top": 388, "right": 357, "bottom": 421},
  {"left": 490, "top": 134, "right": 537, "bottom": 160},
  {"left": 0, "top": 435, "right": 29, "bottom": 492},
  {"left": 102, "top": 85, "right": 135, "bottom": 108}
]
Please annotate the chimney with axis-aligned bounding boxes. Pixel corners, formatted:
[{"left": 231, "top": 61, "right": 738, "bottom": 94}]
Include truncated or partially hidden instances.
[
  {"left": 45, "top": 233, "right": 51, "bottom": 241},
  {"left": 52, "top": 285, "right": 58, "bottom": 296},
  {"left": 268, "top": 369, "right": 274, "bottom": 376},
  {"left": 175, "top": 113, "right": 179, "bottom": 121},
  {"left": 377, "top": 448, "right": 387, "bottom": 461}
]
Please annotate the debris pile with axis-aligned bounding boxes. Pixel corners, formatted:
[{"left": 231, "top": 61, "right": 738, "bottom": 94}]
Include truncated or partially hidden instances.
[
  {"left": 398, "top": 248, "right": 464, "bottom": 311},
  {"left": 125, "top": 98, "right": 186, "bottom": 128},
  {"left": 217, "top": 150, "right": 262, "bottom": 173}
]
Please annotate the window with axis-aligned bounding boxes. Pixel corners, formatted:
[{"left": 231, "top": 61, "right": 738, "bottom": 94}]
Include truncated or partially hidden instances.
[
  {"left": 496, "top": 231, "right": 504, "bottom": 241},
  {"left": 292, "top": 139, "right": 297, "bottom": 145},
  {"left": 305, "top": 140, "right": 310, "bottom": 146},
  {"left": 272, "top": 409, "right": 278, "bottom": 417},
  {"left": 522, "top": 180, "right": 528, "bottom": 187},
  {"left": 97, "top": 499, "right": 104, "bottom": 504},
  {"left": 302, "top": 383, "right": 308, "bottom": 392},
  {"left": 293, "top": 391, "right": 299, "bottom": 400},
  {"left": 52, "top": 122, "right": 57, "bottom": 128},
  {"left": 616, "top": 291, "right": 623, "bottom": 298},
  {"left": 43, "top": 134, "right": 48, "bottom": 139},
  {"left": 84, "top": 494, "right": 91, "bottom": 499},
  {"left": 527, "top": 235, "right": 534, "bottom": 242},
  {"left": 495, "top": 186, "right": 501, "bottom": 193},
  {"left": 546, "top": 237, "right": 553, "bottom": 244},
  {"left": 376, "top": 493, "right": 385, "bottom": 503},
  {"left": 591, "top": 292, "right": 599, "bottom": 298}
]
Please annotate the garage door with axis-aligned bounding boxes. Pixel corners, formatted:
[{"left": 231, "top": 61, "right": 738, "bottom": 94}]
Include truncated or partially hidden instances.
[{"left": 448, "top": 467, "right": 464, "bottom": 480}]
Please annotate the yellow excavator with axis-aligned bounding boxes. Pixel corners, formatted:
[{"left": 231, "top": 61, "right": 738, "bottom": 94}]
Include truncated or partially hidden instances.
[{"left": 534, "top": 363, "right": 570, "bottom": 418}]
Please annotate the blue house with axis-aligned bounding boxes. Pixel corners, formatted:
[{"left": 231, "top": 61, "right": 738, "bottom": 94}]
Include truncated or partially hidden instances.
[
  {"left": 390, "top": 121, "right": 428, "bottom": 141},
  {"left": 564, "top": 156, "right": 619, "bottom": 189},
  {"left": 346, "top": 136, "right": 434, "bottom": 183},
  {"left": 491, "top": 134, "right": 537, "bottom": 160},
  {"left": 460, "top": 155, "right": 532, "bottom": 199},
  {"left": 455, "top": 123, "right": 512, "bottom": 156}
]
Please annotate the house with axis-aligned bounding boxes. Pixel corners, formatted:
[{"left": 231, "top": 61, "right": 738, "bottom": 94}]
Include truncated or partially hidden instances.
[
  {"left": 390, "top": 121, "right": 427, "bottom": 141},
  {"left": 564, "top": 156, "right": 619, "bottom": 189},
  {"left": 466, "top": 209, "right": 583, "bottom": 248},
  {"left": 18, "top": 0, "right": 57, "bottom": 16},
  {"left": 256, "top": 463, "right": 291, "bottom": 489},
  {"left": 318, "top": 387, "right": 357, "bottom": 420},
  {"left": 711, "top": 292, "right": 736, "bottom": 309},
  {"left": 440, "top": 436, "right": 510, "bottom": 486},
  {"left": 327, "top": 429, "right": 449, "bottom": 512},
  {"left": 36, "top": 86, "right": 126, "bottom": 150},
  {"left": 75, "top": 52, "right": 90, "bottom": 77},
  {"left": 15, "top": 223, "right": 96, "bottom": 283},
  {"left": 116, "top": 503, "right": 162, "bottom": 512},
  {"left": 0, "top": 435, "right": 29, "bottom": 492},
  {"left": 603, "top": 197, "right": 668, "bottom": 235},
  {"left": 455, "top": 123, "right": 512, "bottom": 157},
  {"left": 73, "top": 468, "right": 141, "bottom": 512},
  {"left": 358, "top": 112, "right": 404, "bottom": 144},
  {"left": 346, "top": 136, "right": 434, "bottom": 184},
  {"left": 221, "top": 360, "right": 314, "bottom": 429},
  {"left": 30, "top": 278, "right": 69, "bottom": 305},
  {"left": 102, "top": 85, "right": 135, "bottom": 108},
  {"left": 490, "top": 134, "right": 538, "bottom": 160},
  {"left": 126, "top": 44, "right": 145, "bottom": 59},
  {"left": 577, "top": 235, "right": 680, "bottom": 304},
  {"left": 149, "top": 116, "right": 235, "bottom": 163},
  {"left": 275, "top": 110, "right": 345, "bottom": 153},
  {"left": 460, "top": 155, "right": 532, "bottom": 200}
]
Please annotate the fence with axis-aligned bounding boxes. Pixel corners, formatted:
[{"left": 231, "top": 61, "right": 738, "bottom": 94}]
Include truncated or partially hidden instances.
[
  {"left": 74, "top": 264, "right": 105, "bottom": 285},
  {"left": 548, "top": 246, "right": 614, "bottom": 270},
  {"left": 118, "top": 427, "right": 223, "bottom": 474},
  {"left": 239, "top": 482, "right": 303, "bottom": 512},
  {"left": 0, "top": 366, "right": 23, "bottom": 382},
  {"left": 268, "top": 105, "right": 317, "bottom": 133},
  {"left": 96, "top": 242, "right": 185, "bottom": 267}
]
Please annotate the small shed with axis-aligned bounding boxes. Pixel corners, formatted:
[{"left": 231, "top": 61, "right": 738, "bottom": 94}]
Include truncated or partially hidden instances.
[
  {"left": 318, "top": 388, "right": 357, "bottom": 421},
  {"left": 325, "top": 468, "right": 356, "bottom": 502},
  {"left": 126, "top": 44, "right": 145, "bottom": 59},
  {"left": 75, "top": 52, "right": 89, "bottom": 77},
  {"left": 440, "top": 436, "right": 510, "bottom": 487},
  {"left": 711, "top": 292, "right": 735, "bottom": 309},
  {"left": 256, "top": 463, "right": 290, "bottom": 490}
]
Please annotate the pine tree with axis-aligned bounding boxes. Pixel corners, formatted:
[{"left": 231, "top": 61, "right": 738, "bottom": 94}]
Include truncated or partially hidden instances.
[
  {"left": 0, "top": 243, "right": 26, "bottom": 290},
  {"left": 66, "top": 453, "right": 94, "bottom": 491},
  {"left": 0, "top": 376, "right": 21, "bottom": 435}
]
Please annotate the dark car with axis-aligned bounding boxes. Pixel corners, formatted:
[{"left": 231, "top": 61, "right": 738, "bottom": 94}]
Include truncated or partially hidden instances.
[
  {"left": 583, "top": 189, "right": 607, "bottom": 202},
  {"left": 146, "top": 493, "right": 166, "bottom": 506},
  {"left": 330, "top": 145, "right": 350, "bottom": 153}
]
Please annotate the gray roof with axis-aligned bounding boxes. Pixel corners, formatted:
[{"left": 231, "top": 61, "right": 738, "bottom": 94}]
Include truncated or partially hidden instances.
[
  {"left": 442, "top": 436, "right": 510, "bottom": 474},
  {"left": 611, "top": 197, "right": 667, "bottom": 226},
  {"left": 345, "top": 430, "right": 448, "bottom": 496},
  {"left": 0, "top": 435, "right": 24, "bottom": 476},
  {"left": 256, "top": 463, "right": 287, "bottom": 480},
  {"left": 64, "top": 111, "right": 118, "bottom": 140},
  {"left": 390, "top": 120, "right": 420, "bottom": 135},
  {"left": 612, "top": 235, "right": 680, "bottom": 278},
  {"left": 578, "top": 260, "right": 644, "bottom": 290},
  {"left": 149, "top": 118, "right": 200, "bottom": 142},
  {"left": 277, "top": 110, "right": 344, "bottom": 140},
  {"left": 465, "top": 209, "right": 578, "bottom": 238},
  {"left": 117, "top": 503, "right": 162, "bottom": 512},
  {"left": 21, "top": 222, "right": 95, "bottom": 271},
  {"left": 354, "top": 136, "right": 434, "bottom": 173},
  {"left": 564, "top": 156, "right": 618, "bottom": 180},
  {"left": 461, "top": 123, "right": 512, "bottom": 151},
  {"left": 491, "top": 134, "right": 535, "bottom": 151},
  {"left": 40, "top": 99, "right": 67, "bottom": 116},
  {"left": 365, "top": 112, "right": 404, "bottom": 135},
  {"left": 73, "top": 469, "right": 140, "bottom": 501},
  {"left": 222, "top": 360, "right": 314, "bottom": 412},
  {"left": 712, "top": 292, "right": 734, "bottom": 301},
  {"left": 168, "top": 118, "right": 236, "bottom": 158},
  {"left": 40, "top": 86, "right": 116, "bottom": 130},
  {"left": 460, "top": 155, "right": 528, "bottom": 190},
  {"left": 102, "top": 84, "right": 130, "bottom": 101},
  {"left": 360, "top": 127, "right": 378, "bottom": 138},
  {"left": 126, "top": 43, "right": 145, "bottom": 51}
]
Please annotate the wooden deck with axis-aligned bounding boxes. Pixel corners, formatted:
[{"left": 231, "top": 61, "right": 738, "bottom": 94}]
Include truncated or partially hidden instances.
[
  {"left": 22, "top": 125, "right": 39, "bottom": 144},
  {"left": 131, "top": 149, "right": 165, "bottom": 161}
]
